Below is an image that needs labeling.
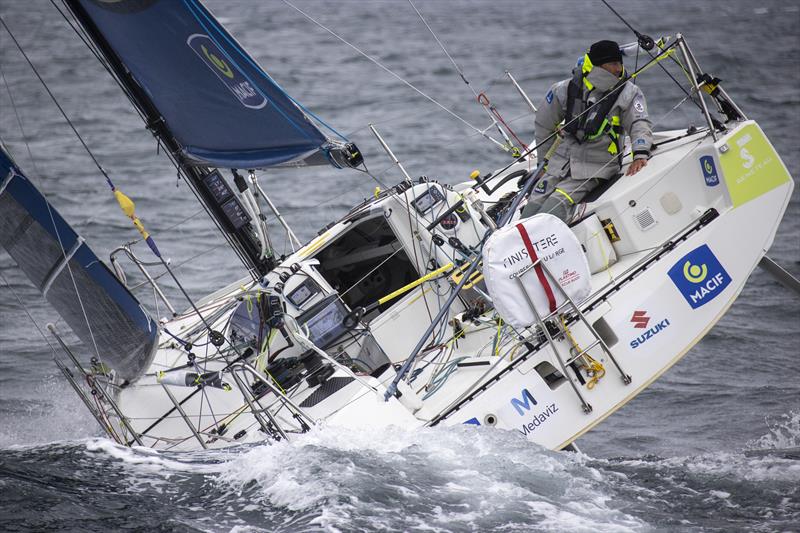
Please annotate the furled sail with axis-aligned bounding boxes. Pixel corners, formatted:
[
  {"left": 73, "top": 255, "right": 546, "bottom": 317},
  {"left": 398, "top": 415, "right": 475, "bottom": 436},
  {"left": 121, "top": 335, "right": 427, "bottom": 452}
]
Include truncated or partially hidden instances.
[
  {"left": 0, "top": 146, "right": 158, "bottom": 382},
  {"left": 65, "top": 0, "right": 355, "bottom": 169}
]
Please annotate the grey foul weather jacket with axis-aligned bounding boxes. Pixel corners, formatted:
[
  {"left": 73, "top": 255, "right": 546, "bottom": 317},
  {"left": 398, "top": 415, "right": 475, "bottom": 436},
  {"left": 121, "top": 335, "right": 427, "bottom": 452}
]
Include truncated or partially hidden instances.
[{"left": 535, "top": 66, "right": 653, "bottom": 181}]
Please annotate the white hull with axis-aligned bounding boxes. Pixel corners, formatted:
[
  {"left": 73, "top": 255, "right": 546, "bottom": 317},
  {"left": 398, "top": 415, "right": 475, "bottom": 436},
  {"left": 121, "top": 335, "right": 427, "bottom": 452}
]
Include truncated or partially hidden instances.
[{"left": 96, "top": 120, "right": 793, "bottom": 451}]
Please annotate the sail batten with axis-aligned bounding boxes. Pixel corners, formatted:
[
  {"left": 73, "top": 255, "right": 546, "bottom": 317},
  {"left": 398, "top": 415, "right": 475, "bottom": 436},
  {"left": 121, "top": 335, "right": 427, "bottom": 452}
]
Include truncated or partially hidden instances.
[{"left": 67, "top": 0, "right": 334, "bottom": 169}]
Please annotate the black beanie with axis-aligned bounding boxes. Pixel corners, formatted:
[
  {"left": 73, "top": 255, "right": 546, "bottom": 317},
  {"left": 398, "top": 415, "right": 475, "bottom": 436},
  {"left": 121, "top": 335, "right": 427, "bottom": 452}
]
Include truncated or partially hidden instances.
[{"left": 588, "top": 40, "right": 622, "bottom": 66}]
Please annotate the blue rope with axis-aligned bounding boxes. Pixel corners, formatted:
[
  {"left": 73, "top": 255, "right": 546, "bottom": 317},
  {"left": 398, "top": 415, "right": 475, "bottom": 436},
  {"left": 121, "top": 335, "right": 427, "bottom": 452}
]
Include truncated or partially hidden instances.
[{"left": 163, "top": 327, "right": 192, "bottom": 349}]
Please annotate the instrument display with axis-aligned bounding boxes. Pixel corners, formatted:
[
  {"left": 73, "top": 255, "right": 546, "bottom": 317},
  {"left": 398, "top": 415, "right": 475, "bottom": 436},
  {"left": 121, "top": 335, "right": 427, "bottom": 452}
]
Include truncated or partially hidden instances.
[
  {"left": 298, "top": 295, "right": 349, "bottom": 348},
  {"left": 411, "top": 186, "right": 445, "bottom": 215},
  {"left": 221, "top": 198, "right": 250, "bottom": 230},
  {"left": 202, "top": 170, "right": 233, "bottom": 203},
  {"left": 286, "top": 278, "right": 320, "bottom": 307}
]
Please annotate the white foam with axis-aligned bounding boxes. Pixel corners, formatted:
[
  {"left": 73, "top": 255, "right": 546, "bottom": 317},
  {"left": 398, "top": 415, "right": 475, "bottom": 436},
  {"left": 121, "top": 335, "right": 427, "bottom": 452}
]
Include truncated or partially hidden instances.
[
  {"left": 85, "top": 438, "right": 221, "bottom": 474},
  {"left": 748, "top": 410, "right": 800, "bottom": 450},
  {"left": 215, "top": 424, "right": 648, "bottom": 531}
]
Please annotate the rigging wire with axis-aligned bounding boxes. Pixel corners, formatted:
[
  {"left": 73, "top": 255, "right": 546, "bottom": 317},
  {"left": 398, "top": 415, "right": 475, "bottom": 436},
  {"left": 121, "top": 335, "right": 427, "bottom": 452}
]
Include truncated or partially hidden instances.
[
  {"left": 0, "top": 40, "right": 107, "bottom": 367},
  {"left": 600, "top": 0, "right": 710, "bottom": 118},
  {"left": 406, "top": 0, "right": 515, "bottom": 150},
  {"left": 278, "top": 0, "right": 509, "bottom": 153},
  {"left": 48, "top": 0, "right": 149, "bottom": 126},
  {"left": 352, "top": 158, "right": 389, "bottom": 190},
  {"left": 478, "top": 92, "right": 528, "bottom": 154},
  {"left": 1, "top": 12, "right": 227, "bottom": 362},
  {"left": 477, "top": 41, "right": 683, "bottom": 189},
  {"left": 0, "top": 16, "right": 113, "bottom": 188},
  {"left": 54, "top": 0, "right": 260, "bottom": 280}
]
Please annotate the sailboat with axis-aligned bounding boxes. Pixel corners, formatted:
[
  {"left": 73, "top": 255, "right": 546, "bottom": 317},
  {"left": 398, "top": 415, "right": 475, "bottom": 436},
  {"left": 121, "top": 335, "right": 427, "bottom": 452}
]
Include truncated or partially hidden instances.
[{"left": 0, "top": 0, "right": 795, "bottom": 452}]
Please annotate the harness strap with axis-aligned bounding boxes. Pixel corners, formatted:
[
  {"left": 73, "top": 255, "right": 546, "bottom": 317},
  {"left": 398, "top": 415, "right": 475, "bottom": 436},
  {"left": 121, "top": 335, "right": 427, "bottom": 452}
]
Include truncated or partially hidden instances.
[
  {"left": 564, "top": 58, "right": 627, "bottom": 146},
  {"left": 515, "top": 223, "right": 557, "bottom": 313}
]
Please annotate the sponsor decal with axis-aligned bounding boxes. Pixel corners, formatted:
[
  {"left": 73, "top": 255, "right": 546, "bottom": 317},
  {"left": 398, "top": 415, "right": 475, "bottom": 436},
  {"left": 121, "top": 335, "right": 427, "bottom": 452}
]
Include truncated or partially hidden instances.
[
  {"left": 546, "top": 90, "right": 554, "bottom": 104},
  {"left": 509, "top": 388, "right": 559, "bottom": 436},
  {"left": 700, "top": 155, "right": 719, "bottom": 187},
  {"left": 187, "top": 34, "right": 267, "bottom": 110},
  {"left": 630, "top": 310, "right": 650, "bottom": 329},
  {"left": 668, "top": 244, "right": 731, "bottom": 309},
  {"left": 558, "top": 268, "right": 580, "bottom": 287},
  {"left": 719, "top": 124, "right": 791, "bottom": 207},
  {"left": 511, "top": 388, "right": 537, "bottom": 415},
  {"left": 633, "top": 98, "right": 645, "bottom": 113},
  {"left": 740, "top": 147, "right": 755, "bottom": 169},
  {"left": 629, "top": 310, "right": 670, "bottom": 349},
  {"left": 533, "top": 179, "right": 548, "bottom": 194},
  {"left": 501, "top": 233, "right": 560, "bottom": 269}
]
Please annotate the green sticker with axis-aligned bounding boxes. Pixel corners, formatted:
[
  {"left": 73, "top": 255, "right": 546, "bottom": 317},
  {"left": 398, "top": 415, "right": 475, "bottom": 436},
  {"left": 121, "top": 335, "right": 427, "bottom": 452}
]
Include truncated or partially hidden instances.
[{"left": 718, "top": 124, "right": 791, "bottom": 207}]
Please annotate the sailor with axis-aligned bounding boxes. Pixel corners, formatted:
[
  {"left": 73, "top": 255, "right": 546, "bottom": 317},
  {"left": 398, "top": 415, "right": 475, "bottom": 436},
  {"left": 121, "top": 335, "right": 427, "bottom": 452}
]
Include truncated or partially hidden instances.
[{"left": 522, "top": 40, "right": 653, "bottom": 221}]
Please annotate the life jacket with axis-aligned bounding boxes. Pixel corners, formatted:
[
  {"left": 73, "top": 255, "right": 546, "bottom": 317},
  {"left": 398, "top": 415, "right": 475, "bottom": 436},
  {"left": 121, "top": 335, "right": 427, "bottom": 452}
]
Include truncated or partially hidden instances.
[{"left": 563, "top": 54, "right": 626, "bottom": 157}]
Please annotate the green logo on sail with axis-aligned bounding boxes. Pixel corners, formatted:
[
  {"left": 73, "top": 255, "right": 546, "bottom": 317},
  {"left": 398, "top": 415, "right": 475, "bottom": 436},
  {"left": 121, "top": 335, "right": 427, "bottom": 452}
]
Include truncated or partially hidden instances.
[{"left": 187, "top": 34, "right": 266, "bottom": 110}]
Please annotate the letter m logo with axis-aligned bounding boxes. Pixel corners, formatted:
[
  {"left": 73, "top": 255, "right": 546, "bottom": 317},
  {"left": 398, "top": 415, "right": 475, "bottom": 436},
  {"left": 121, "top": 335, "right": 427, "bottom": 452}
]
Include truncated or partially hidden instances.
[{"left": 510, "top": 388, "right": 537, "bottom": 416}]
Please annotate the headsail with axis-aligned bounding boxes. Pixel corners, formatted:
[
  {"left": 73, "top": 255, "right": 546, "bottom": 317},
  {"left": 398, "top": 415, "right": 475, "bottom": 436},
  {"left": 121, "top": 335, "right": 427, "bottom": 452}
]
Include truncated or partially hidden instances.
[
  {"left": 0, "top": 147, "right": 158, "bottom": 382},
  {"left": 65, "top": 0, "right": 355, "bottom": 169}
]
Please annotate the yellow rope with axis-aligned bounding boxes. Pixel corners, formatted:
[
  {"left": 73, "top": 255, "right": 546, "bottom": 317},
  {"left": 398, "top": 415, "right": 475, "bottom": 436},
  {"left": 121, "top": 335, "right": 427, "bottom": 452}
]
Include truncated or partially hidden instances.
[
  {"left": 591, "top": 229, "right": 614, "bottom": 282},
  {"left": 560, "top": 316, "right": 606, "bottom": 389},
  {"left": 494, "top": 318, "right": 503, "bottom": 356},
  {"left": 255, "top": 328, "right": 277, "bottom": 373}
]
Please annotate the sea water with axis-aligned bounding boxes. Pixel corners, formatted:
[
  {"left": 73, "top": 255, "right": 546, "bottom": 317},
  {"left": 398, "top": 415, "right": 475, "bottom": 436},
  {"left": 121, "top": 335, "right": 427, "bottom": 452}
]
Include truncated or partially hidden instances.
[{"left": 1, "top": 1, "right": 798, "bottom": 531}]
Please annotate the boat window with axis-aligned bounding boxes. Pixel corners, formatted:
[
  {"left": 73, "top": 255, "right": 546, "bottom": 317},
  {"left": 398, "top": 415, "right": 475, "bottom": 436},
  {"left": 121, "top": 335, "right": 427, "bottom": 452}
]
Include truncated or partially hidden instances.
[
  {"left": 315, "top": 216, "right": 418, "bottom": 318},
  {"left": 535, "top": 361, "right": 566, "bottom": 390},
  {"left": 591, "top": 316, "right": 618, "bottom": 348}
]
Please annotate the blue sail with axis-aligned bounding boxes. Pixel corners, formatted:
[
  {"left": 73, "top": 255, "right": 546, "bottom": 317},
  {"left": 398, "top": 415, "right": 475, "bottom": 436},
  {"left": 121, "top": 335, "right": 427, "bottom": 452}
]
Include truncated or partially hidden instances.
[
  {"left": 68, "top": 0, "right": 341, "bottom": 169},
  {"left": 0, "top": 146, "right": 158, "bottom": 382}
]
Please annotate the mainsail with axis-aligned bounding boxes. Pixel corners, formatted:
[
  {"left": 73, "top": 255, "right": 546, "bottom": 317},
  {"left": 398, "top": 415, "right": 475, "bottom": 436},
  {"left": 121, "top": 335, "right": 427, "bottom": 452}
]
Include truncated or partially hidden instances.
[
  {"left": 65, "top": 0, "right": 356, "bottom": 169},
  {"left": 0, "top": 147, "right": 158, "bottom": 382}
]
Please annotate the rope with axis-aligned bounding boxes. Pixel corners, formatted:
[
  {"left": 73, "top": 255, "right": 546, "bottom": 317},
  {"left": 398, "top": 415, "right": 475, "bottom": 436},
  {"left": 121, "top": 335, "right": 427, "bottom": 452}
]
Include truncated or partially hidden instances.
[
  {"left": 3, "top": 14, "right": 229, "bottom": 349},
  {"left": 600, "top": 1, "right": 708, "bottom": 116},
  {"left": 478, "top": 92, "right": 527, "bottom": 156},
  {"left": 560, "top": 316, "right": 605, "bottom": 390},
  {"left": 478, "top": 42, "right": 682, "bottom": 192}
]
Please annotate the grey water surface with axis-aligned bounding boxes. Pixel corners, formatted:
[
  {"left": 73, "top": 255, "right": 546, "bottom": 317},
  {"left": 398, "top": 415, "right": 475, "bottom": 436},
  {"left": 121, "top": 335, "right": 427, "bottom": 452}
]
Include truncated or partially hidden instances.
[{"left": 1, "top": 1, "right": 798, "bottom": 531}]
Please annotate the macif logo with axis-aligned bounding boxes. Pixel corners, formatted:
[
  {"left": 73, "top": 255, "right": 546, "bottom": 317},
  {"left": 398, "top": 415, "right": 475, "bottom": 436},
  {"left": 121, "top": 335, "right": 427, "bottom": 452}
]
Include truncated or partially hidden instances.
[
  {"left": 187, "top": 34, "right": 267, "bottom": 110},
  {"left": 510, "top": 388, "right": 537, "bottom": 416},
  {"left": 630, "top": 310, "right": 650, "bottom": 329},
  {"left": 700, "top": 155, "right": 719, "bottom": 187},
  {"left": 668, "top": 244, "right": 731, "bottom": 309}
]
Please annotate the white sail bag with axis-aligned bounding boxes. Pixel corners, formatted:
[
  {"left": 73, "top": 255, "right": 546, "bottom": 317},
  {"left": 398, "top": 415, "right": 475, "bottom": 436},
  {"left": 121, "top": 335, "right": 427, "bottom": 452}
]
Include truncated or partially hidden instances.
[{"left": 483, "top": 213, "right": 591, "bottom": 329}]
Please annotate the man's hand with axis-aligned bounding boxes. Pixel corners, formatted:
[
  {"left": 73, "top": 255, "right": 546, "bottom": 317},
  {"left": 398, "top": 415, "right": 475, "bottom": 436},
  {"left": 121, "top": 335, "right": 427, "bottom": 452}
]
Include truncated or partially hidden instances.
[{"left": 626, "top": 158, "right": 648, "bottom": 176}]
